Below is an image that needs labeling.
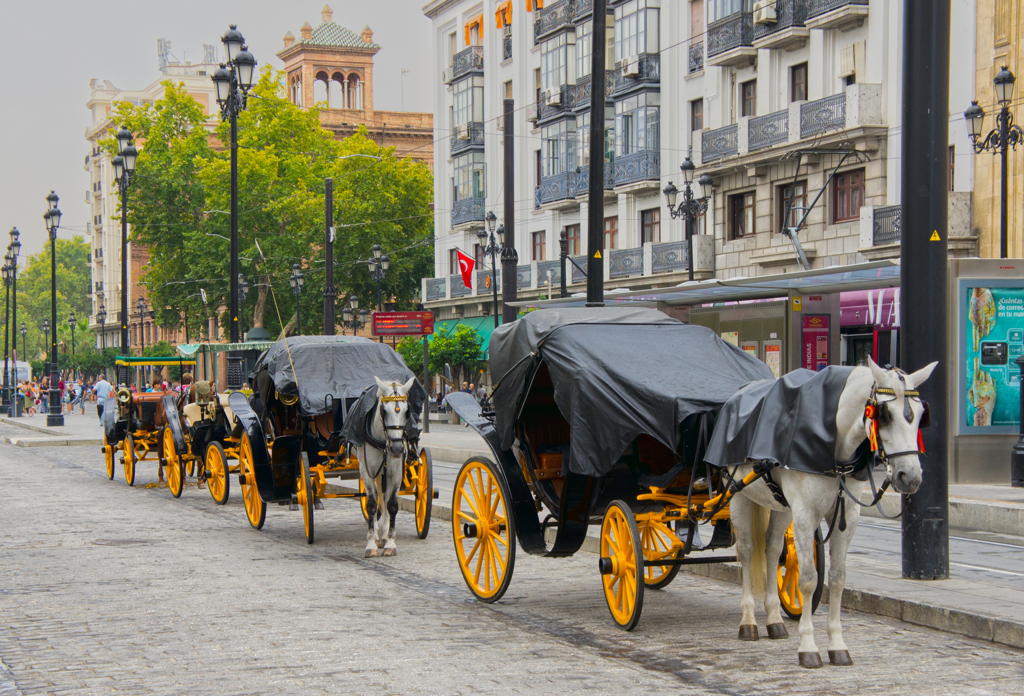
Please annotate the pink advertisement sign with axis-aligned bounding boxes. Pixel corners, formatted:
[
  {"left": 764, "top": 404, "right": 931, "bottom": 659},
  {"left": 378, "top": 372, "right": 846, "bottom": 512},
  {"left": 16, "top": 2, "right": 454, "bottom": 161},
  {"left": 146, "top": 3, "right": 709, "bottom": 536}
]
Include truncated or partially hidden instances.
[{"left": 802, "top": 315, "right": 830, "bottom": 371}]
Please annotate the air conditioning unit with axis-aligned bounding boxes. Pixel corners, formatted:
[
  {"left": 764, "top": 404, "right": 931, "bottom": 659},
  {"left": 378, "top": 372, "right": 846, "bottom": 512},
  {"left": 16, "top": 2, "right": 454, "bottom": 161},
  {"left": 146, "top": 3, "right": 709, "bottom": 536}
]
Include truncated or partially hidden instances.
[
  {"left": 622, "top": 55, "right": 641, "bottom": 77},
  {"left": 442, "top": 69, "right": 451, "bottom": 84},
  {"left": 753, "top": 0, "right": 777, "bottom": 25},
  {"left": 526, "top": 103, "right": 539, "bottom": 122},
  {"left": 456, "top": 124, "right": 471, "bottom": 140},
  {"left": 545, "top": 88, "right": 562, "bottom": 106}
]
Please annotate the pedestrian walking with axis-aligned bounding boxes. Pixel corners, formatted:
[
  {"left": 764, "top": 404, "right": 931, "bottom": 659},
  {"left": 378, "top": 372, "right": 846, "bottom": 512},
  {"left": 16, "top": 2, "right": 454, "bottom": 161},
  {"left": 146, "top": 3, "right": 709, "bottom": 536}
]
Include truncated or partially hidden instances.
[{"left": 93, "top": 374, "right": 112, "bottom": 423}]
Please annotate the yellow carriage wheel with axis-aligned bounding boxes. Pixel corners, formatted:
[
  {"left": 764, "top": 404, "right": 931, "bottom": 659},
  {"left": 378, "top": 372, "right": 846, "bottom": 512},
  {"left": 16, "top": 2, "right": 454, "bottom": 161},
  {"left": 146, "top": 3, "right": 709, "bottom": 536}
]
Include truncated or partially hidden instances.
[
  {"left": 297, "top": 455, "right": 315, "bottom": 545},
  {"left": 122, "top": 433, "right": 136, "bottom": 487},
  {"left": 777, "top": 523, "right": 825, "bottom": 620},
  {"left": 103, "top": 434, "right": 115, "bottom": 480},
  {"left": 163, "top": 428, "right": 184, "bottom": 499},
  {"left": 452, "top": 458, "right": 515, "bottom": 603},
  {"left": 205, "top": 441, "right": 230, "bottom": 505},
  {"left": 638, "top": 517, "right": 681, "bottom": 590},
  {"left": 413, "top": 448, "right": 433, "bottom": 539},
  {"left": 239, "top": 434, "right": 266, "bottom": 530},
  {"left": 599, "top": 501, "right": 645, "bottom": 631}
]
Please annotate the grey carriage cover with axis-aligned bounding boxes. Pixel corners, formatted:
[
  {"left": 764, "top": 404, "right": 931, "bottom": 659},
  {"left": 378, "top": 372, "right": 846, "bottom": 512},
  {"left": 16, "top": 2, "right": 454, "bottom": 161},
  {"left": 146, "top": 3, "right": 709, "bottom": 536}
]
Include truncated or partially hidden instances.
[
  {"left": 251, "top": 335, "right": 421, "bottom": 417},
  {"left": 488, "top": 307, "right": 773, "bottom": 477},
  {"left": 342, "top": 378, "right": 426, "bottom": 447},
  {"left": 704, "top": 366, "right": 870, "bottom": 479}
]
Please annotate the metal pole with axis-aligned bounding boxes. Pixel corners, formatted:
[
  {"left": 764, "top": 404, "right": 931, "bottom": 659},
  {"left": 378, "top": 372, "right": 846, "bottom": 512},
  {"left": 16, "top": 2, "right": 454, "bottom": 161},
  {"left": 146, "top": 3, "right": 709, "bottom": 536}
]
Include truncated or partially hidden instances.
[
  {"left": 229, "top": 86, "right": 240, "bottom": 344},
  {"left": 1000, "top": 106, "right": 1009, "bottom": 259},
  {"left": 2, "top": 279, "right": 9, "bottom": 414},
  {"left": 120, "top": 182, "right": 129, "bottom": 378},
  {"left": 11, "top": 261, "right": 17, "bottom": 392},
  {"left": 501, "top": 98, "right": 519, "bottom": 325},
  {"left": 559, "top": 232, "right": 568, "bottom": 298},
  {"left": 71, "top": 326, "right": 75, "bottom": 381},
  {"left": 48, "top": 232, "right": 62, "bottom": 426},
  {"left": 184, "top": 304, "right": 190, "bottom": 346},
  {"left": 323, "top": 178, "right": 336, "bottom": 335},
  {"left": 586, "top": 0, "right": 607, "bottom": 306},
  {"left": 423, "top": 334, "right": 430, "bottom": 434},
  {"left": 1012, "top": 356, "right": 1024, "bottom": 486},
  {"left": 901, "top": 0, "right": 949, "bottom": 579},
  {"left": 491, "top": 243, "right": 500, "bottom": 328},
  {"left": 685, "top": 186, "right": 695, "bottom": 283},
  {"left": 376, "top": 273, "right": 383, "bottom": 343}
]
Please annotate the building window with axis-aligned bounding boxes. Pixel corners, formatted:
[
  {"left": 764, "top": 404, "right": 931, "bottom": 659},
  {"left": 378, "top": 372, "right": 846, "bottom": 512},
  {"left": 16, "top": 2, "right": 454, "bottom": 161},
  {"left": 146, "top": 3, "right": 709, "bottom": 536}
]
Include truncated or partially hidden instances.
[
  {"left": 474, "top": 243, "right": 485, "bottom": 269},
  {"left": 452, "top": 75, "right": 483, "bottom": 128},
  {"left": 832, "top": 168, "right": 865, "bottom": 223},
  {"left": 604, "top": 216, "right": 619, "bottom": 249},
  {"left": 576, "top": 109, "right": 615, "bottom": 169},
  {"left": 995, "top": 0, "right": 1010, "bottom": 45},
  {"left": 949, "top": 144, "right": 955, "bottom": 192},
  {"left": 791, "top": 63, "right": 807, "bottom": 102},
  {"left": 615, "top": 92, "right": 660, "bottom": 156},
  {"left": 454, "top": 151, "right": 486, "bottom": 201},
  {"left": 614, "top": 0, "right": 660, "bottom": 63},
  {"left": 641, "top": 208, "right": 660, "bottom": 244},
  {"left": 565, "top": 224, "right": 581, "bottom": 255},
  {"left": 741, "top": 80, "right": 757, "bottom": 117},
  {"left": 532, "top": 231, "right": 547, "bottom": 261},
  {"left": 534, "top": 68, "right": 542, "bottom": 105},
  {"left": 504, "top": 80, "right": 513, "bottom": 100},
  {"left": 708, "top": 0, "right": 750, "bottom": 22},
  {"left": 448, "top": 32, "right": 458, "bottom": 64},
  {"left": 729, "top": 191, "right": 755, "bottom": 239},
  {"left": 542, "top": 119, "right": 576, "bottom": 177},
  {"left": 541, "top": 32, "right": 573, "bottom": 96},
  {"left": 576, "top": 20, "right": 593, "bottom": 80},
  {"left": 690, "top": 99, "right": 703, "bottom": 132},
  {"left": 449, "top": 249, "right": 460, "bottom": 275},
  {"left": 778, "top": 181, "right": 807, "bottom": 232}
]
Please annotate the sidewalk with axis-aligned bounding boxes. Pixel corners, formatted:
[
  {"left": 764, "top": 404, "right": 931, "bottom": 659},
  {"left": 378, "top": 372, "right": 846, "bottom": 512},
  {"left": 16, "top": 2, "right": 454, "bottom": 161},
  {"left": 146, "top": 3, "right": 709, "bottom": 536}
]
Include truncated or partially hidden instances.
[{"left": 1, "top": 403, "right": 105, "bottom": 447}]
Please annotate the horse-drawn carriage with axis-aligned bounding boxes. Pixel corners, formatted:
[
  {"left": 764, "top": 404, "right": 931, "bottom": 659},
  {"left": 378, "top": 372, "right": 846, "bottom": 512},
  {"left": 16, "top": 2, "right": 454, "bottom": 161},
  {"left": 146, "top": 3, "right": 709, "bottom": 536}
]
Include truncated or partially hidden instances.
[
  {"left": 228, "top": 336, "right": 435, "bottom": 547},
  {"left": 445, "top": 308, "right": 826, "bottom": 630}
]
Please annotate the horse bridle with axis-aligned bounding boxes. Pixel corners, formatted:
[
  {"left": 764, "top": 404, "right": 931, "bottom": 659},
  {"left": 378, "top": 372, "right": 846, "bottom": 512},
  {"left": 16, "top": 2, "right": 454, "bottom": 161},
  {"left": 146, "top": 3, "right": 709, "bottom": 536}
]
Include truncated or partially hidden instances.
[{"left": 378, "top": 386, "right": 409, "bottom": 456}]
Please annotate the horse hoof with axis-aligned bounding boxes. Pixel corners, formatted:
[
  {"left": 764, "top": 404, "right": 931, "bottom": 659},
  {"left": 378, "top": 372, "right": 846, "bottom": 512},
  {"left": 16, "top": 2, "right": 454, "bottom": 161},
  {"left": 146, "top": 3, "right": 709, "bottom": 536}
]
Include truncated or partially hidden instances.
[
  {"left": 382, "top": 547, "right": 396, "bottom": 557},
  {"left": 766, "top": 623, "right": 789, "bottom": 640},
  {"left": 799, "top": 652, "right": 823, "bottom": 669},
  {"left": 365, "top": 548, "right": 378, "bottom": 558},
  {"left": 828, "top": 650, "right": 853, "bottom": 666},
  {"left": 737, "top": 625, "right": 759, "bottom": 641}
]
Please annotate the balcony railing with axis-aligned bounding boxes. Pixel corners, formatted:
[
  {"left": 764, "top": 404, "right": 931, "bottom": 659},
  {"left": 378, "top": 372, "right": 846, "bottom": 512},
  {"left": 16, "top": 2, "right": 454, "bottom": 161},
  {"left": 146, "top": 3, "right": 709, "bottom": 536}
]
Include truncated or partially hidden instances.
[
  {"left": 651, "top": 240, "right": 689, "bottom": 274},
  {"left": 451, "top": 122, "right": 484, "bottom": 155},
  {"left": 753, "top": 0, "right": 807, "bottom": 39},
  {"left": 477, "top": 268, "right": 500, "bottom": 292},
  {"left": 807, "top": 0, "right": 868, "bottom": 19},
  {"left": 503, "top": 34, "right": 512, "bottom": 61},
  {"left": 574, "top": 0, "right": 593, "bottom": 18},
  {"left": 450, "top": 274, "right": 472, "bottom": 298},
  {"left": 452, "top": 46, "right": 484, "bottom": 80},
  {"left": 707, "top": 12, "right": 754, "bottom": 58},
  {"left": 537, "top": 171, "right": 575, "bottom": 206},
  {"left": 537, "top": 259, "right": 562, "bottom": 288},
  {"left": 609, "top": 247, "right": 643, "bottom": 279},
  {"left": 611, "top": 54, "right": 660, "bottom": 96},
  {"left": 537, "top": 85, "right": 576, "bottom": 122},
  {"left": 614, "top": 150, "right": 660, "bottom": 187},
  {"left": 702, "top": 124, "right": 739, "bottom": 162},
  {"left": 688, "top": 41, "right": 704, "bottom": 74},
  {"left": 517, "top": 264, "right": 532, "bottom": 290},
  {"left": 570, "top": 254, "right": 587, "bottom": 284},
  {"left": 749, "top": 110, "right": 789, "bottom": 152},
  {"left": 452, "top": 196, "right": 486, "bottom": 227},
  {"left": 800, "top": 93, "right": 846, "bottom": 138},
  {"left": 425, "top": 277, "right": 446, "bottom": 301},
  {"left": 873, "top": 206, "right": 902, "bottom": 246},
  {"left": 574, "top": 161, "right": 616, "bottom": 196},
  {"left": 572, "top": 71, "right": 616, "bottom": 111},
  {"left": 535, "top": 0, "right": 573, "bottom": 42}
]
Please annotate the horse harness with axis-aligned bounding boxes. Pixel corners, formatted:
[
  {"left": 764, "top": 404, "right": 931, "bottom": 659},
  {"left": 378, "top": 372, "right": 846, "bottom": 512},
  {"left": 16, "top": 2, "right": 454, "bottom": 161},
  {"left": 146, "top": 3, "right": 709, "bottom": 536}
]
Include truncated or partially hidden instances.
[{"left": 363, "top": 385, "right": 415, "bottom": 480}]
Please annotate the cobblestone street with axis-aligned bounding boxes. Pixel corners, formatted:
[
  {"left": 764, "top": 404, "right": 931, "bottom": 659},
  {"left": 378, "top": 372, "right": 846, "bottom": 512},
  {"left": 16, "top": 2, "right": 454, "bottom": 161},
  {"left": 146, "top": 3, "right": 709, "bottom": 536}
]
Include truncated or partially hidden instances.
[{"left": 1, "top": 426, "right": 1022, "bottom": 695}]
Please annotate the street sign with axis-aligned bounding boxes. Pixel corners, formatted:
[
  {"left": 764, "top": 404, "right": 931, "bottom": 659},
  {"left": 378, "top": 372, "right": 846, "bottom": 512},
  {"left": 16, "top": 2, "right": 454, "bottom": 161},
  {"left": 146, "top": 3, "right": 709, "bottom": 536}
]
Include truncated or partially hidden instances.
[{"left": 372, "top": 311, "right": 434, "bottom": 337}]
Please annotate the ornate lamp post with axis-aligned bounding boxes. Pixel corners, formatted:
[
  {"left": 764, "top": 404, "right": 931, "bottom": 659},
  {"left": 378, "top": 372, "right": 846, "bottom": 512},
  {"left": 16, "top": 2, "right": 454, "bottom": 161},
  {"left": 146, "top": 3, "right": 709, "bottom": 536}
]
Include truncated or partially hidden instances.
[
  {"left": 289, "top": 264, "right": 305, "bottom": 336},
  {"left": 136, "top": 296, "right": 148, "bottom": 385},
  {"left": 342, "top": 295, "right": 367, "bottom": 335},
  {"left": 368, "top": 244, "right": 389, "bottom": 343},
  {"left": 663, "top": 157, "right": 713, "bottom": 282},
  {"left": 211, "top": 26, "right": 257, "bottom": 345},
  {"left": 2, "top": 256, "right": 12, "bottom": 413},
  {"left": 42, "top": 319, "right": 50, "bottom": 361},
  {"left": 96, "top": 305, "right": 107, "bottom": 352},
  {"left": 19, "top": 322, "right": 26, "bottom": 365},
  {"left": 476, "top": 212, "right": 503, "bottom": 328},
  {"left": 113, "top": 126, "right": 138, "bottom": 375},
  {"left": 965, "top": 66, "right": 1023, "bottom": 259},
  {"left": 9, "top": 228, "right": 19, "bottom": 371},
  {"left": 238, "top": 274, "right": 249, "bottom": 340},
  {"left": 68, "top": 310, "right": 77, "bottom": 381},
  {"left": 44, "top": 193, "right": 64, "bottom": 426}
]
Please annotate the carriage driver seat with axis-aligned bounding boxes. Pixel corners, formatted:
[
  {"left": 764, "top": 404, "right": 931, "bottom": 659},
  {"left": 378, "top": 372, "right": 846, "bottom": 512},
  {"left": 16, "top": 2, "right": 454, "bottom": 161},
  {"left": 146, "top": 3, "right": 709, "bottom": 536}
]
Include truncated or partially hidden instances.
[
  {"left": 182, "top": 381, "right": 212, "bottom": 426},
  {"left": 218, "top": 394, "right": 240, "bottom": 431}
]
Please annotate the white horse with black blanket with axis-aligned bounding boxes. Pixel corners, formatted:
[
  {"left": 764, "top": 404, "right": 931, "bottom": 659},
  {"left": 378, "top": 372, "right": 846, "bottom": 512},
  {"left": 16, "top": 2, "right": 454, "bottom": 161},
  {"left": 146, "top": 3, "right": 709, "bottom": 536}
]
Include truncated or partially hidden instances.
[
  {"left": 357, "top": 377, "right": 417, "bottom": 558},
  {"left": 707, "top": 358, "right": 936, "bottom": 668}
]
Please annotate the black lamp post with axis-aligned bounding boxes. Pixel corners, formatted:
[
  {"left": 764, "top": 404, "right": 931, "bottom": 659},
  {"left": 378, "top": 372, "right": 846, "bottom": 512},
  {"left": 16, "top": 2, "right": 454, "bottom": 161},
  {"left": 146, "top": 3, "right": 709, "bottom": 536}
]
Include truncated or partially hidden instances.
[
  {"left": 965, "top": 66, "right": 1023, "bottom": 259},
  {"left": 68, "top": 310, "right": 76, "bottom": 381},
  {"left": 211, "top": 26, "right": 257, "bottom": 346},
  {"left": 368, "top": 244, "right": 389, "bottom": 343},
  {"left": 96, "top": 304, "right": 107, "bottom": 352},
  {"left": 9, "top": 228, "right": 19, "bottom": 375},
  {"left": 44, "top": 193, "right": 63, "bottom": 426},
  {"left": 113, "top": 125, "right": 138, "bottom": 378},
  {"left": 2, "top": 255, "right": 11, "bottom": 413},
  {"left": 341, "top": 295, "right": 363, "bottom": 335},
  {"left": 477, "top": 212, "right": 503, "bottom": 328},
  {"left": 19, "top": 322, "right": 26, "bottom": 368},
  {"left": 136, "top": 296, "right": 148, "bottom": 384},
  {"left": 238, "top": 274, "right": 249, "bottom": 340},
  {"left": 664, "top": 157, "right": 714, "bottom": 282},
  {"left": 289, "top": 264, "right": 305, "bottom": 336}
]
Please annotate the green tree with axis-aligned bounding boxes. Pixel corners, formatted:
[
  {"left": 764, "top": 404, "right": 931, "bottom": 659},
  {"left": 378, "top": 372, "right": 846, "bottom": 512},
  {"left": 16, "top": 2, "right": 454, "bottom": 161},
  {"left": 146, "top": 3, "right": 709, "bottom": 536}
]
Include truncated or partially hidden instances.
[{"left": 425, "top": 324, "right": 484, "bottom": 388}]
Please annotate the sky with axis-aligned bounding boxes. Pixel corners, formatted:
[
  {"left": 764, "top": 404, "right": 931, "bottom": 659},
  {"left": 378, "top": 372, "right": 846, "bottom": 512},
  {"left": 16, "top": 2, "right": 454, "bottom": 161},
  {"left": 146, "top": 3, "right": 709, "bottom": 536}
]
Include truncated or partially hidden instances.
[{"left": 0, "top": 0, "right": 433, "bottom": 260}]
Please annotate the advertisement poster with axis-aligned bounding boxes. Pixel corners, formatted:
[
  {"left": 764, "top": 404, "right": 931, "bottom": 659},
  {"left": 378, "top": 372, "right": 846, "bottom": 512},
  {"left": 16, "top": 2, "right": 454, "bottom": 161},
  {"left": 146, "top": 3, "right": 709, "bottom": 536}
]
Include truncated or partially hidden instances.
[
  {"left": 720, "top": 331, "right": 739, "bottom": 346},
  {"left": 802, "top": 315, "right": 830, "bottom": 371},
  {"left": 764, "top": 343, "right": 782, "bottom": 378},
  {"left": 961, "top": 281, "right": 1024, "bottom": 432}
]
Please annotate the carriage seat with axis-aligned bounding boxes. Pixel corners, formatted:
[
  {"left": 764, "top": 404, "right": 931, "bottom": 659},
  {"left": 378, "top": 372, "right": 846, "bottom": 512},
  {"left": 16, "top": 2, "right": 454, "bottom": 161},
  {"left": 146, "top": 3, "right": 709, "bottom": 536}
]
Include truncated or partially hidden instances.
[
  {"left": 217, "top": 394, "right": 239, "bottom": 429},
  {"left": 312, "top": 412, "right": 335, "bottom": 441},
  {"left": 133, "top": 392, "right": 169, "bottom": 427},
  {"left": 182, "top": 403, "right": 203, "bottom": 426}
]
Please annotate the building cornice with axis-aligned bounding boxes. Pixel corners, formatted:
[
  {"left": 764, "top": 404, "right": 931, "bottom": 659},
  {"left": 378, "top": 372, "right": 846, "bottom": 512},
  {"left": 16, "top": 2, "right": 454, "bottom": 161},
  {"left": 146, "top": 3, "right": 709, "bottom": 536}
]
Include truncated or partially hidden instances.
[{"left": 423, "top": 0, "right": 463, "bottom": 19}]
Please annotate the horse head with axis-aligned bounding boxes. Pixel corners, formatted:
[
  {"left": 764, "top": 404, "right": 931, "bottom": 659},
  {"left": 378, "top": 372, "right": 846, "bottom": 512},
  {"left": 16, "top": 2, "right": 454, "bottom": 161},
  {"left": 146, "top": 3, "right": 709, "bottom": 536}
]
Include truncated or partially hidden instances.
[
  {"left": 376, "top": 376, "right": 416, "bottom": 459},
  {"left": 866, "top": 358, "right": 937, "bottom": 494}
]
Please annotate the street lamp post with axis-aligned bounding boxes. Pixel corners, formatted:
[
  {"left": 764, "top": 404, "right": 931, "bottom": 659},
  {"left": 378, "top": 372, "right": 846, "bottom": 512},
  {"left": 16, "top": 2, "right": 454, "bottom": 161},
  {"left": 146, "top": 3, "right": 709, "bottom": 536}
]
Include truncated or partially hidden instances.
[
  {"left": 96, "top": 305, "right": 107, "bottom": 352},
  {"left": 2, "top": 256, "right": 12, "bottom": 413},
  {"left": 68, "top": 310, "right": 76, "bottom": 381},
  {"left": 965, "top": 67, "right": 1023, "bottom": 259},
  {"left": 238, "top": 274, "right": 249, "bottom": 340},
  {"left": 42, "top": 317, "right": 50, "bottom": 408},
  {"left": 477, "top": 212, "right": 503, "bottom": 328},
  {"left": 289, "top": 264, "right": 305, "bottom": 336},
  {"left": 663, "top": 158, "right": 713, "bottom": 283},
  {"left": 368, "top": 244, "right": 389, "bottom": 343},
  {"left": 44, "top": 193, "right": 63, "bottom": 426},
  {"left": 8, "top": 228, "right": 19, "bottom": 374},
  {"left": 212, "top": 26, "right": 257, "bottom": 346},
  {"left": 113, "top": 126, "right": 138, "bottom": 382},
  {"left": 136, "top": 296, "right": 148, "bottom": 385},
  {"left": 341, "top": 295, "right": 364, "bottom": 335}
]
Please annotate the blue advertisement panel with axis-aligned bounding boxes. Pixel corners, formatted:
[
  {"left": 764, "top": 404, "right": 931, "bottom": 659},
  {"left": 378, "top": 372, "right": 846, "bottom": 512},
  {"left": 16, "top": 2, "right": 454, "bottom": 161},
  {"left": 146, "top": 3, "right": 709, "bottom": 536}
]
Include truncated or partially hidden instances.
[{"left": 959, "top": 280, "right": 1024, "bottom": 434}]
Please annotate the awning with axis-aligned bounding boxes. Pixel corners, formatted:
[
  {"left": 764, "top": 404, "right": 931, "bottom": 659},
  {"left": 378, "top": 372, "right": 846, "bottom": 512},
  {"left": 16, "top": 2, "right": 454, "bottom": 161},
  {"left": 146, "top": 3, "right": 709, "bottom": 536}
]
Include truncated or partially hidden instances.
[
  {"left": 116, "top": 356, "right": 197, "bottom": 367},
  {"left": 434, "top": 315, "right": 501, "bottom": 357},
  {"left": 176, "top": 341, "right": 277, "bottom": 357},
  {"left": 464, "top": 14, "right": 484, "bottom": 45},
  {"left": 495, "top": 0, "right": 512, "bottom": 27}
]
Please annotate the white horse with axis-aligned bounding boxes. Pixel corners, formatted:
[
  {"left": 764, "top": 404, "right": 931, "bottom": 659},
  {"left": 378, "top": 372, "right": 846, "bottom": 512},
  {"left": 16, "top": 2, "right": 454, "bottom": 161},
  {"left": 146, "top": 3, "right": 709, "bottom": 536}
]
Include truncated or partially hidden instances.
[
  {"left": 358, "top": 377, "right": 416, "bottom": 558},
  {"left": 729, "top": 358, "right": 936, "bottom": 668}
]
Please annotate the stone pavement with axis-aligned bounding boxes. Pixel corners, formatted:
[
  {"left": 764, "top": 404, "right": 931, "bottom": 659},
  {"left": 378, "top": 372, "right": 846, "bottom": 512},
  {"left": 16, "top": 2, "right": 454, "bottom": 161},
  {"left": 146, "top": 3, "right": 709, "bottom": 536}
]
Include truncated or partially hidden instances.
[{"left": 0, "top": 426, "right": 1021, "bottom": 695}]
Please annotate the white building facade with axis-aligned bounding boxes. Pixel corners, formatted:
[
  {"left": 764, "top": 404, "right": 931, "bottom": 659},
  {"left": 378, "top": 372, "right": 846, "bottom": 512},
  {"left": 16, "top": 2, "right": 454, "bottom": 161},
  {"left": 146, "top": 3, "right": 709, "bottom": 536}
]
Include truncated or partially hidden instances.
[{"left": 421, "top": 0, "right": 976, "bottom": 319}]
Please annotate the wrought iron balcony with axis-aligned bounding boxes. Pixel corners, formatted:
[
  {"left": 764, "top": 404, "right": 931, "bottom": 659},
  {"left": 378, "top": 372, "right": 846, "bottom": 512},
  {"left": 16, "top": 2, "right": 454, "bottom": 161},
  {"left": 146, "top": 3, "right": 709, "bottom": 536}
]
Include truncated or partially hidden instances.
[
  {"left": 688, "top": 41, "right": 704, "bottom": 74},
  {"left": 611, "top": 54, "right": 660, "bottom": 96},
  {"left": 535, "top": 0, "right": 573, "bottom": 42},
  {"left": 450, "top": 274, "right": 472, "bottom": 298},
  {"left": 872, "top": 206, "right": 901, "bottom": 246},
  {"left": 451, "top": 122, "right": 484, "bottom": 155},
  {"left": 452, "top": 196, "right": 486, "bottom": 227},
  {"left": 707, "top": 12, "right": 754, "bottom": 60},
  {"left": 425, "top": 277, "right": 446, "bottom": 301},
  {"left": 573, "top": 0, "right": 593, "bottom": 19},
  {"left": 609, "top": 247, "right": 643, "bottom": 279},
  {"left": 573, "top": 162, "right": 615, "bottom": 196},
  {"left": 537, "top": 171, "right": 576, "bottom": 206},
  {"left": 537, "top": 85, "right": 576, "bottom": 123},
  {"left": 572, "top": 71, "right": 616, "bottom": 111},
  {"left": 452, "top": 46, "right": 484, "bottom": 81},
  {"left": 537, "top": 259, "right": 562, "bottom": 288},
  {"left": 517, "top": 264, "right": 532, "bottom": 290},
  {"left": 614, "top": 150, "right": 660, "bottom": 187},
  {"left": 800, "top": 93, "right": 846, "bottom": 138},
  {"left": 806, "top": 0, "right": 869, "bottom": 28},
  {"left": 651, "top": 241, "right": 689, "bottom": 274},
  {"left": 702, "top": 124, "right": 738, "bottom": 162},
  {"left": 753, "top": 0, "right": 808, "bottom": 41},
  {"left": 570, "top": 255, "right": 587, "bottom": 284},
  {"left": 748, "top": 110, "right": 789, "bottom": 151}
]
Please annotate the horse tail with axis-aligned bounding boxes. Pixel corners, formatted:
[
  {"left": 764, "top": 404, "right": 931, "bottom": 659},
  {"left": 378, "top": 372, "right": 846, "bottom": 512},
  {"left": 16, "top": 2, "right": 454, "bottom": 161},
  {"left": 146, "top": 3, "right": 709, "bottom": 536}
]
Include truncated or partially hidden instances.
[{"left": 749, "top": 502, "right": 770, "bottom": 601}]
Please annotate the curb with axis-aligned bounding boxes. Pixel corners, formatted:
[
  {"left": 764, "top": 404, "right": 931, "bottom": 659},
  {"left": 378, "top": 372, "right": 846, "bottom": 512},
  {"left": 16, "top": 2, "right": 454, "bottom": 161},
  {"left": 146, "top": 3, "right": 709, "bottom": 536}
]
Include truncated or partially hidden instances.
[
  {"left": 0, "top": 417, "right": 69, "bottom": 437},
  {"left": 862, "top": 492, "right": 1024, "bottom": 537},
  {"left": 5, "top": 436, "right": 104, "bottom": 448}
]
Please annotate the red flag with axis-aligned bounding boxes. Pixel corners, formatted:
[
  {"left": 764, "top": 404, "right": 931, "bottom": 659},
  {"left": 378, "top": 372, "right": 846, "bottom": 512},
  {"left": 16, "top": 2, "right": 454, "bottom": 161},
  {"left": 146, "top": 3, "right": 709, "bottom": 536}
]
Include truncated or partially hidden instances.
[{"left": 456, "top": 248, "right": 475, "bottom": 289}]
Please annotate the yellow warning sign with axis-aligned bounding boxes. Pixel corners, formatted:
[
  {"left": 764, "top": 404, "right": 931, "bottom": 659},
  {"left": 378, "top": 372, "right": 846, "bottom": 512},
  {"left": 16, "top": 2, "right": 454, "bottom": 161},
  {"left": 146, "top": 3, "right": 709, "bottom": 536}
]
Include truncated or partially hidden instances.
[
  {"left": 594, "top": 250, "right": 602, "bottom": 259},
  {"left": 792, "top": 297, "right": 802, "bottom": 312},
  {"left": 929, "top": 230, "right": 941, "bottom": 241}
]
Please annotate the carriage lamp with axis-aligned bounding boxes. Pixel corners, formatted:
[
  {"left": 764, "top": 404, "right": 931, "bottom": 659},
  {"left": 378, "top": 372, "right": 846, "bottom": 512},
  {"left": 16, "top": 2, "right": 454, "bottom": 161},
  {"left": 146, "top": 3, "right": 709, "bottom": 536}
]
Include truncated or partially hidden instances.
[{"left": 664, "top": 157, "right": 713, "bottom": 283}]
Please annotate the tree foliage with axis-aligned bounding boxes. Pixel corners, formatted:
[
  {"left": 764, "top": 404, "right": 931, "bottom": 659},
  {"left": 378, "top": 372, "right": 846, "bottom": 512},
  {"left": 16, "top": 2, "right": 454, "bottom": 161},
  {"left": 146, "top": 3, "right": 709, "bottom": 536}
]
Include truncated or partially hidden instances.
[{"left": 397, "top": 324, "right": 485, "bottom": 389}]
